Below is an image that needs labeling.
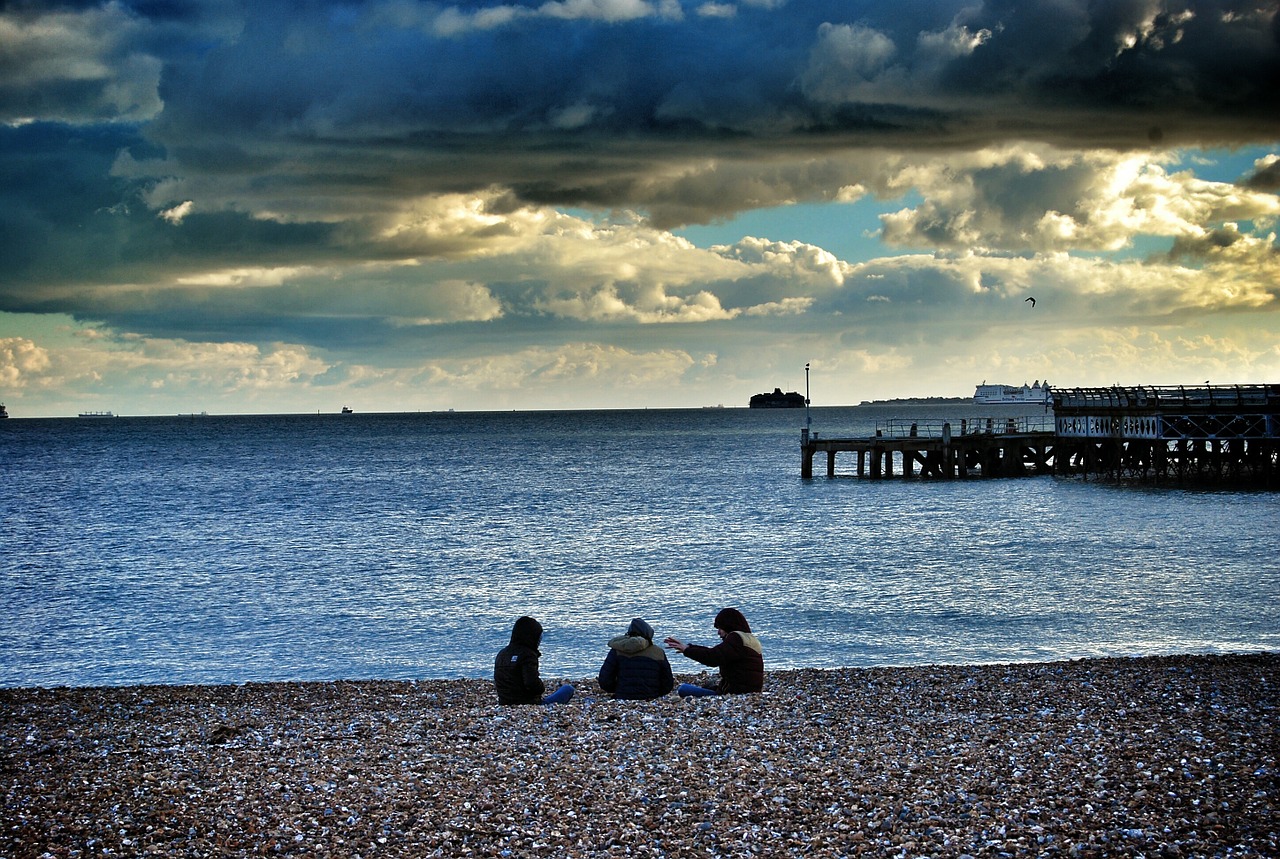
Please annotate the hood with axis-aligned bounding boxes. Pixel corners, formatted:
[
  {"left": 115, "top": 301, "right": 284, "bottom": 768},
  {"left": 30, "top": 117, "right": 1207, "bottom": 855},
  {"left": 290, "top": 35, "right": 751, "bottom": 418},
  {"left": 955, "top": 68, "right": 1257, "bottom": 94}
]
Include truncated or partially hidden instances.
[
  {"left": 714, "top": 608, "right": 751, "bottom": 634},
  {"left": 626, "top": 617, "right": 654, "bottom": 640},
  {"left": 733, "top": 631, "right": 764, "bottom": 655},
  {"left": 509, "top": 615, "right": 543, "bottom": 649},
  {"left": 608, "top": 634, "right": 652, "bottom": 656}
]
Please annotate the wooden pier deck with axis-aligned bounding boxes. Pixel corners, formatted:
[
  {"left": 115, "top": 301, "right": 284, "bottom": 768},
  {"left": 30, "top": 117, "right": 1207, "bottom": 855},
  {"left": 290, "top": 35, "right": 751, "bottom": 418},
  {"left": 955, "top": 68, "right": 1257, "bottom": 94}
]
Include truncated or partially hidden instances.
[
  {"left": 801, "top": 417, "right": 1055, "bottom": 479},
  {"left": 801, "top": 384, "right": 1280, "bottom": 486}
]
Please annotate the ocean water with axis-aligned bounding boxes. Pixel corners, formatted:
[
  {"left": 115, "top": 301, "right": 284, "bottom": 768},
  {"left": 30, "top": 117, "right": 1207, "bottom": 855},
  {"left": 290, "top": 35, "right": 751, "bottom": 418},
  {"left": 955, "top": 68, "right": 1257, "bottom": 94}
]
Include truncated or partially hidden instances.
[{"left": 1, "top": 406, "right": 1277, "bottom": 688}]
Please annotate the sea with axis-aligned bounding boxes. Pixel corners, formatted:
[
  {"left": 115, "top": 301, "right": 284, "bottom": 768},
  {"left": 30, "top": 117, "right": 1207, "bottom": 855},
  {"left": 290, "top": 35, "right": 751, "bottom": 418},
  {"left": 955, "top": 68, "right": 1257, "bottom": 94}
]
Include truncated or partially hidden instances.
[{"left": 2, "top": 405, "right": 1277, "bottom": 689}]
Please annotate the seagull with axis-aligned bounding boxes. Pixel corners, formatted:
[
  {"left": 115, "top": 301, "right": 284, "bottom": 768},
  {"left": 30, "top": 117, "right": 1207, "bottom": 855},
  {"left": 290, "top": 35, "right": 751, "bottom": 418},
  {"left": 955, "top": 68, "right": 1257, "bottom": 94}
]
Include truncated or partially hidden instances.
[{"left": 1025, "top": 296, "right": 1036, "bottom": 307}]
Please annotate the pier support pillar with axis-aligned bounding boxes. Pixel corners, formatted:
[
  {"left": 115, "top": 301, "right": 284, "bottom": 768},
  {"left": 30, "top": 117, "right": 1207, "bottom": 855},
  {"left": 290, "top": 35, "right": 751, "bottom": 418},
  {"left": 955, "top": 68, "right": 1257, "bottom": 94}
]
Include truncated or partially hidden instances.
[
  {"left": 800, "top": 428, "right": 812, "bottom": 478},
  {"left": 942, "top": 423, "right": 953, "bottom": 479}
]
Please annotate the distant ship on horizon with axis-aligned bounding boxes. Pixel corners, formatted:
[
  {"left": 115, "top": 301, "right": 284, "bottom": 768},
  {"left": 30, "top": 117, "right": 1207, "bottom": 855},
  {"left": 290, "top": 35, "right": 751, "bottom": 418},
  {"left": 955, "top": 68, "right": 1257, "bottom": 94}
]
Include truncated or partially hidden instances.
[
  {"left": 78, "top": 411, "right": 115, "bottom": 418},
  {"left": 973, "top": 381, "right": 1051, "bottom": 405}
]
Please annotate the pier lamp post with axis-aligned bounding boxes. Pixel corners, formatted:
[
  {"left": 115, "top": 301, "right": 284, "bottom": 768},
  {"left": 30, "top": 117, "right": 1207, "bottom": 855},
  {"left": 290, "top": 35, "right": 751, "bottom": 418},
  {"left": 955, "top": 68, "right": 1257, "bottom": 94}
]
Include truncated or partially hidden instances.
[{"left": 805, "top": 363, "right": 811, "bottom": 432}]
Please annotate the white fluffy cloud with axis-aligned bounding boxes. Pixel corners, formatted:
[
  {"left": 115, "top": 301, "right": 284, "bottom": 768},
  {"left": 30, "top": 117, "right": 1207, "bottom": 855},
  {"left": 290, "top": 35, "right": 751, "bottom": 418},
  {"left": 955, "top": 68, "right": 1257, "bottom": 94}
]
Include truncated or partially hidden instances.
[
  {"left": 0, "top": 330, "right": 335, "bottom": 411},
  {"left": 877, "top": 147, "right": 1280, "bottom": 253},
  {"left": 428, "top": 342, "right": 698, "bottom": 392},
  {"left": 0, "top": 337, "right": 52, "bottom": 387}
]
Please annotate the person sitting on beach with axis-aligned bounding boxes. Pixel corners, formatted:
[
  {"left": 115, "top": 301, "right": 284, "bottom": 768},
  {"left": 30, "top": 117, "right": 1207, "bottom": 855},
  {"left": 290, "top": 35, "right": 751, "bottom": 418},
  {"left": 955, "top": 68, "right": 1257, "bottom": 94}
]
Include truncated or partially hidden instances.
[
  {"left": 664, "top": 607, "right": 764, "bottom": 697},
  {"left": 494, "top": 615, "right": 575, "bottom": 705},
  {"left": 597, "top": 617, "right": 675, "bottom": 700}
]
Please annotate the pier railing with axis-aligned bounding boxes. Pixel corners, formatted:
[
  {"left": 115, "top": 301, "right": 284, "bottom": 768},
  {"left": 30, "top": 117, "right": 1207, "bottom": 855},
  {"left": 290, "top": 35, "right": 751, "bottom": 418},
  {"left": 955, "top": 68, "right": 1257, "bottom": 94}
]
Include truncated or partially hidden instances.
[
  {"left": 1053, "top": 384, "right": 1280, "bottom": 410},
  {"left": 873, "top": 416, "right": 1054, "bottom": 438}
]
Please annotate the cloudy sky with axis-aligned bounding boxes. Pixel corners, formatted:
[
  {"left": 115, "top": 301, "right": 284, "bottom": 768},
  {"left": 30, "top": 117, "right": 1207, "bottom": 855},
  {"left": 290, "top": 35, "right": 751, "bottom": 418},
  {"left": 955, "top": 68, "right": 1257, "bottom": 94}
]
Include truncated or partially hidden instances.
[{"left": 1, "top": 0, "right": 1278, "bottom": 415}]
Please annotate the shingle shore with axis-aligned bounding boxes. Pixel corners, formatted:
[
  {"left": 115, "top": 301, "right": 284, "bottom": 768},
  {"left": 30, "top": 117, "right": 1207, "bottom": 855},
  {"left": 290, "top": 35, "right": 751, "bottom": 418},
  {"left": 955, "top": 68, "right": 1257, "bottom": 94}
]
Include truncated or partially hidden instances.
[{"left": 2, "top": 654, "right": 1275, "bottom": 858}]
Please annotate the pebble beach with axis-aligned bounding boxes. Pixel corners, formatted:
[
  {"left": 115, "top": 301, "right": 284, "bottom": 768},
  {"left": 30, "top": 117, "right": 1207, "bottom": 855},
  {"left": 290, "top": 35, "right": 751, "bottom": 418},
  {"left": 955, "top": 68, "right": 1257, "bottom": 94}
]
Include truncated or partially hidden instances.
[{"left": 2, "top": 653, "right": 1275, "bottom": 858}]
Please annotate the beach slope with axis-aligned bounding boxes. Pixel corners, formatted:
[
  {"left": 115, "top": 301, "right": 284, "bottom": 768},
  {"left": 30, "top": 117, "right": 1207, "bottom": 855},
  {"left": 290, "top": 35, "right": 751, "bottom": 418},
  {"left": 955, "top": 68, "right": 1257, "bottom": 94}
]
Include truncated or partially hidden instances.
[{"left": 2, "top": 653, "right": 1275, "bottom": 857}]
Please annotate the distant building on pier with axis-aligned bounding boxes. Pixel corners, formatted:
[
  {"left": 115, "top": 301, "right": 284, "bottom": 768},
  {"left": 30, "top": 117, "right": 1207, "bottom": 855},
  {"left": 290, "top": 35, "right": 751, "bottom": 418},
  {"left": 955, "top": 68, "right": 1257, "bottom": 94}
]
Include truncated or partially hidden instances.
[{"left": 800, "top": 383, "right": 1279, "bottom": 487}]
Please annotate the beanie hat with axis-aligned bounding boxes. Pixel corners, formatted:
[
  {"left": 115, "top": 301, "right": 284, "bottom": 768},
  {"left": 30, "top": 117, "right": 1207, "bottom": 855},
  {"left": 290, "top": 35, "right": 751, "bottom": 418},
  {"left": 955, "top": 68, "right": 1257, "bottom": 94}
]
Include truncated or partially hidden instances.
[
  {"left": 627, "top": 617, "right": 654, "bottom": 640},
  {"left": 714, "top": 607, "right": 751, "bottom": 633}
]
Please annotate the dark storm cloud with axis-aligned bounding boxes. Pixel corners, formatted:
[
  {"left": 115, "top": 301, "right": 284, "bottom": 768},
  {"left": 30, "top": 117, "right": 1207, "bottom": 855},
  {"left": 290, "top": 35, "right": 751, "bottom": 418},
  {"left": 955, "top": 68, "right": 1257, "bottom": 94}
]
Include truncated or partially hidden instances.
[
  {"left": 1243, "top": 155, "right": 1280, "bottom": 190},
  {"left": 5, "top": 1, "right": 1277, "bottom": 218},
  {"left": 936, "top": 0, "right": 1276, "bottom": 113},
  {"left": 0, "top": 0, "right": 239, "bottom": 124},
  {"left": 0, "top": 123, "right": 340, "bottom": 305},
  {"left": 129, "top": 0, "right": 1279, "bottom": 212}
]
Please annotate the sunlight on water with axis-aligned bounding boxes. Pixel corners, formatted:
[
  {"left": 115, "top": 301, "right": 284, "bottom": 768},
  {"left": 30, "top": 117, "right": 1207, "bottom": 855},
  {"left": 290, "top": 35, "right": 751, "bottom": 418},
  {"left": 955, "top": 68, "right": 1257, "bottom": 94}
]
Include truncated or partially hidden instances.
[{"left": 1, "top": 407, "right": 1277, "bottom": 687}]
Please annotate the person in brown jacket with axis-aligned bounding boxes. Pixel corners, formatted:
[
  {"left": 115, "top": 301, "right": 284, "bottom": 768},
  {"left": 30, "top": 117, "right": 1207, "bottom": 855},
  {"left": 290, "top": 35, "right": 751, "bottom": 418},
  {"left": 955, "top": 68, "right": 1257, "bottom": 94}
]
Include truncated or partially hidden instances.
[{"left": 664, "top": 607, "right": 763, "bottom": 697}]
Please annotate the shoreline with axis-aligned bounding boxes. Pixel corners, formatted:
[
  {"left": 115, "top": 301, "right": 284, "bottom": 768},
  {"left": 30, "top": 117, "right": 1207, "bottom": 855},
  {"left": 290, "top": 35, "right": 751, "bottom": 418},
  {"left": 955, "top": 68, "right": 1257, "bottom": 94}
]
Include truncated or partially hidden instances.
[{"left": 3, "top": 653, "right": 1276, "bottom": 857}]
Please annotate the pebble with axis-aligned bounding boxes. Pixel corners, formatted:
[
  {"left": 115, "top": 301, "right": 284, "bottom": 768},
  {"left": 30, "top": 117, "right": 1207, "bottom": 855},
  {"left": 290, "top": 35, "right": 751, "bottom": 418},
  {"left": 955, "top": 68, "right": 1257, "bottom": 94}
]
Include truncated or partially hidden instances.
[{"left": 1, "top": 654, "right": 1275, "bottom": 857}]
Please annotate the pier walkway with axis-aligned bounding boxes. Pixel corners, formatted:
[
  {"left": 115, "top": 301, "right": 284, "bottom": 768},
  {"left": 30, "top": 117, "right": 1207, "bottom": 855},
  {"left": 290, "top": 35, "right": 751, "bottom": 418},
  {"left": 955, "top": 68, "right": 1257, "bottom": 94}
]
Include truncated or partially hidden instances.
[
  {"left": 801, "top": 384, "right": 1280, "bottom": 486},
  {"left": 801, "top": 417, "right": 1055, "bottom": 479}
]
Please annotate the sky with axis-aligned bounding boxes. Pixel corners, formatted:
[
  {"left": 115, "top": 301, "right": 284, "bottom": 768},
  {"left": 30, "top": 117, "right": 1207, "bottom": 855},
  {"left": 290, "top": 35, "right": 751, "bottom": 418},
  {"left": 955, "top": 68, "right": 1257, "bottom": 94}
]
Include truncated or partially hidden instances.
[{"left": 1, "top": 0, "right": 1278, "bottom": 416}]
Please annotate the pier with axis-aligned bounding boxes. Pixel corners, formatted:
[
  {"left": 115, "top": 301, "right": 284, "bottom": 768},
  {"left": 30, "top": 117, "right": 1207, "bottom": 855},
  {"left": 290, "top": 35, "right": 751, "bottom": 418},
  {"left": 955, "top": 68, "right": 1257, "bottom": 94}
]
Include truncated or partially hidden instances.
[
  {"left": 801, "top": 417, "right": 1055, "bottom": 479},
  {"left": 801, "top": 384, "right": 1280, "bottom": 486},
  {"left": 1051, "top": 384, "right": 1279, "bottom": 485}
]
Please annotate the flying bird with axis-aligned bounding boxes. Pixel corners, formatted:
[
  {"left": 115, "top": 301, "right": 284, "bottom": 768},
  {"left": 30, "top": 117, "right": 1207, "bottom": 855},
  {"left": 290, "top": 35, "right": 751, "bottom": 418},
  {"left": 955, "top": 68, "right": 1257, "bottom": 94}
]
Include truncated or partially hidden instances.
[{"left": 1025, "top": 296, "right": 1036, "bottom": 307}]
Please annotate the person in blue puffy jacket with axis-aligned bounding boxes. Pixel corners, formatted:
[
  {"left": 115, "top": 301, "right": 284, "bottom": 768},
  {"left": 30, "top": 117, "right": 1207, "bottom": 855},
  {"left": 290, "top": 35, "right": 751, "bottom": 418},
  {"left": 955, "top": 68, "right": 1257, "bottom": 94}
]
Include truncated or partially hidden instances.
[{"left": 597, "top": 617, "right": 674, "bottom": 700}]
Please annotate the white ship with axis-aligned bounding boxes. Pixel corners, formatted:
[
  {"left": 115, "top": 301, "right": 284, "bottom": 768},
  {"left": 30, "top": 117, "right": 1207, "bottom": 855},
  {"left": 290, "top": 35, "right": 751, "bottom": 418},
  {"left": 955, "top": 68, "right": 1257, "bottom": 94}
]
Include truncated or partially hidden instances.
[{"left": 973, "top": 380, "right": 1051, "bottom": 405}]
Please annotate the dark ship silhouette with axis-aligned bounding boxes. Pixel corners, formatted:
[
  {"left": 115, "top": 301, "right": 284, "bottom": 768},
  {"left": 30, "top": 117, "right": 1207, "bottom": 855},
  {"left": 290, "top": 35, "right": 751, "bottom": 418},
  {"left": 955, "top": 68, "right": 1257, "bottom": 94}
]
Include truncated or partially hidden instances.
[{"left": 749, "top": 387, "right": 806, "bottom": 408}]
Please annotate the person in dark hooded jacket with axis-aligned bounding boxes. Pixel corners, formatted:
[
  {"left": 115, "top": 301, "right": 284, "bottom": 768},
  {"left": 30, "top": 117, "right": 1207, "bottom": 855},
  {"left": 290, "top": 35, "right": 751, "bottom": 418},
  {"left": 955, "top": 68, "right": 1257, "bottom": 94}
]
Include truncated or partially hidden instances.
[
  {"left": 664, "top": 607, "right": 764, "bottom": 697},
  {"left": 494, "top": 615, "right": 574, "bottom": 705},
  {"left": 597, "top": 617, "right": 674, "bottom": 700}
]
